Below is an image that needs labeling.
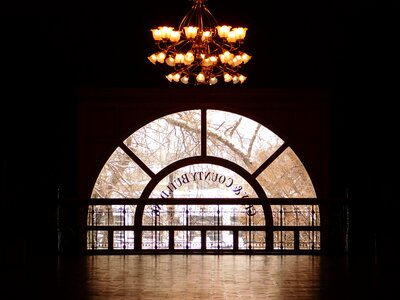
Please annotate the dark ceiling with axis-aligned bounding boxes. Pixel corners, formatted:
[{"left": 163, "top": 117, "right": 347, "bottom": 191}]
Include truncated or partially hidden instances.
[
  {"left": 2, "top": 0, "right": 392, "bottom": 91},
  {"left": 1, "top": 1, "right": 397, "bottom": 198}
]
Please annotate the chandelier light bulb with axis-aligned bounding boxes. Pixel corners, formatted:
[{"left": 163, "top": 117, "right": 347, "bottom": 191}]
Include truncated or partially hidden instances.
[
  {"left": 165, "top": 57, "right": 175, "bottom": 67},
  {"left": 181, "top": 75, "right": 189, "bottom": 84},
  {"left": 184, "top": 26, "right": 198, "bottom": 39},
  {"left": 238, "top": 75, "right": 247, "bottom": 83},
  {"left": 150, "top": 29, "right": 163, "bottom": 41},
  {"left": 216, "top": 25, "right": 231, "bottom": 38},
  {"left": 209, "top": 76, "right": 218, "bottom": 85},
  {"left": 234, "top": 27, "right": 248, "bottom": 40},
  {"left": 170, "top": 31, "right": 181, "bottom": 43},
  {"left": 241, "top": 53, "right": 252, "bottom": 64},
  {"left": 159, "top": 26, "right": 173, "bottom": 39},
  {"left": 224, "top": 73, "right": 232, "bottom": 82},
  {"left": 196, "top": 72, "right": 206, "bottom": 83},
  {"left": 148, "top": 0, "right": 251, "bottom": 85},
  {"left": 184, "top": 52, "right": 195, "bottom": 64},
  {"left": 201, "top": 31, "right": 212, "bottom": 42},
  {"left": 156, "top": 52, "right": 166, "bottom": 63},
  {"left": 148, "top": 54, "right": 157, "bottom": 65},
  {"left": 173, "top": 73, "right": 181, "bottom": 82}
]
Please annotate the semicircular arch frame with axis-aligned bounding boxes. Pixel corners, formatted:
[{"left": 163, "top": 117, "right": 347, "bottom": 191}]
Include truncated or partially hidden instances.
[{"left": 86, "top": 108, "right": 321, "bottom": 253}]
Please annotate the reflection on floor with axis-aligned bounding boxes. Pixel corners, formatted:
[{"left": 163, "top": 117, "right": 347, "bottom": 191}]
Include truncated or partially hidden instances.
[{"left": 2, "top": 254, "right": 398, "bottom": 299}]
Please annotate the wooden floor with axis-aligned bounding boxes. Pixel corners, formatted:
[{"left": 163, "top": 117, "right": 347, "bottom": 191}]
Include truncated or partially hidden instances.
[{"left": 2, "top": 254, "right": 398, "bottom": 299}]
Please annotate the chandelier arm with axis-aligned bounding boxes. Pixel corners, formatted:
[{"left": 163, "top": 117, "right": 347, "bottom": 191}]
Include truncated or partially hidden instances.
[
  {"left": 178, "top": 62, "right": 243, "bottom": 78},
  {"left": 179, "top": 3, "right": 198, "bottom": 30},
  {"left": 179, "top": 0, "right": 218, "bottom": 31},
  {"left": 175, "top": 62, "right": 201, "bottom": 77},
  {"left": 171, "top": 40, "right": 193, "bottom": 54},
  {"left": 209, "top": 67, "right": 224, "bottom": 77},
  {"left": 215, "top": 64, "right": 244, "bottom": 75},
  {"left": 201, "top": 4, "right": 219, "bottom": 30},
  {"left": 156, "top": 40, "right": 186, "bottom": 53},
  {"left": 210, "top": 39, "right": 242, "bottom": 53}
]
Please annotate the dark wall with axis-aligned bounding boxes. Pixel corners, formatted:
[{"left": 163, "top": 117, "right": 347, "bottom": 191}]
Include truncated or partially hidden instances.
[{"left": 1, "top": 1, "right": 398, "bottom": 259}]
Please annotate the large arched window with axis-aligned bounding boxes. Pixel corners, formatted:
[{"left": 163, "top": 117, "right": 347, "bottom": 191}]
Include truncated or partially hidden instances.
[{"left": 86, "top": 109, "right": 320, "bottom": 253}]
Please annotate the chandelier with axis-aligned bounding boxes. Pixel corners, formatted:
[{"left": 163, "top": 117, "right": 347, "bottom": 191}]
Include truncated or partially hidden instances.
[{"left": 148, "top": 0, "right": 252, "bottom": 85}]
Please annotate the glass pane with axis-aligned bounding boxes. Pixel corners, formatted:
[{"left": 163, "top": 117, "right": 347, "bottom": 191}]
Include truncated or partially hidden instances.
[
  {"left": 113, "top": 231, "right": 134, "bottom": 250},
  {"left": 207, "top": 110, "right": 284, "bottom": 173},
  {"left": 87, "top": 205, "right": 137, "bottom": 226},
  {"left": 143, "top": 205, "right": 176, "bottom": 226},
  {"left": 151, "top": 163, "right": 256, "bottom": 198},
  {"left": 91, "top": 147, "right": 151, "bottom": 199},
  {"left": 87, "top": 205, "right": 112, "bottom": 226},
  {"left": 123, "top": 205, "right": 137, "bottom": 226},
  {"left": 87, "top": 230, "right": 108, "bottom": 250},
  {"left": 271, "top": 205, "right": 281, "bottom": 226},
  {"left": 299, "top": 231, "right": 320, "bottom": 250},
  {"left": 174, "top": 231, "right": 201, "bottom": 249},
  {"left": 239, "top": 231, "right": 265, "bottom": 250},
  {"left": 123, "top": 110, "right": 201, "bottom": 174},
  {"left": 273, "top": 231, "right": 294, "bottom": 250},
  {"left": 142, "top": 204, "right": 265, "bottom": 226},
  {"left": 206, "top": 230, "right": 233, "bottom": 249},
  {"left": 246, "top": 205, "right": 265, "bottom": 226},
  {"left": 142, "top": 230, "right": 169, "bottom": 249},
  {"left": 271, "top": 205, "right": 320, "bottom": 227},
  {"left": 230, "top": 205, "right": 265, "bottom": 226},
  {"left": 257, "top": 147, "right": 316, "bottom": 198}
]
